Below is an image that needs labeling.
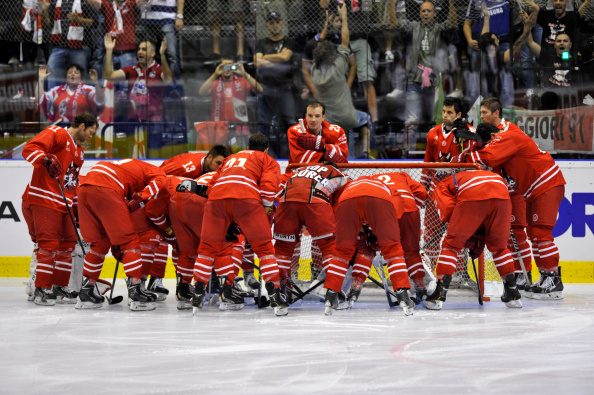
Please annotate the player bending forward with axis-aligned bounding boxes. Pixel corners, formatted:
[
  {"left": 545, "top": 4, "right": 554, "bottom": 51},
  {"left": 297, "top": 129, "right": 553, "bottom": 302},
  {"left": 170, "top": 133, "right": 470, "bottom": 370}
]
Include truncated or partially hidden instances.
[
  {"left": 323, "top": 176, "right": 415, "bottom": 316},
  {"left": 425, "top": 169, "right": 522, "bottom": 310},
  {"left": 192, "top": 133, "right": 288, "bottom": 316},
  {"left": 22, "top": 112, "right": 98, "bottom": 305}
]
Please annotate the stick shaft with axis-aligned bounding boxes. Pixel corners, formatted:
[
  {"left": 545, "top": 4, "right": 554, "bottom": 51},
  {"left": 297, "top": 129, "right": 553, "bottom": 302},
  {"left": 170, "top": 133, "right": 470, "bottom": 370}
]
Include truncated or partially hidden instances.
[{"left": 509, "top": 227, "right": 532, "bottom": 287}]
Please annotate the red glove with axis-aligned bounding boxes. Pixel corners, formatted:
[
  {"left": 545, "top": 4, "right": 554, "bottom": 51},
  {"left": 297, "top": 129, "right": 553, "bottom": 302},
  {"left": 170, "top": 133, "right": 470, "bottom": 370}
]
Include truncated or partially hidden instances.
[
  {"left": 43, "top": 154, "right": 62, "bottom": 178},
  {"left": 163, "top": 234, "right": 179, "bottom": 252},
  {"left": 297, "top": 134, "right": 325, "bottom": 152},
  {"left": 111, "top": 245, "right": 124, "bottom": 262},
  {"left": 126, "top": 193, "right": 144, "bottom": 213},
  {"left": 324, "top": 149, "right": 347, "bottom": 163}
]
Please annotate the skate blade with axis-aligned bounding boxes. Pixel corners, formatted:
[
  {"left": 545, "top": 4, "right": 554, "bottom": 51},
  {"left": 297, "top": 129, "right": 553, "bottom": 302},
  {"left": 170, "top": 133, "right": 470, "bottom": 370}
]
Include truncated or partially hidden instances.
[
  {"left": 336, "top": 300, "right": 350, "bottom": 310},
  {"left": 129, "top": 301, "right": 156, "bottom": 311},
  {"left": 529, "top": 292, "right": 564, "bottom": 300},
  {"left": 324, "top": 301, "right": 333, "bottom": 316},
  {"left": 274, "top": 305, "right": 289, "bottom": 316},
  {"left": 56, "top": 296, "right": 78, "bottom": 304},
  {"left": 153, "top": 292, "right": 167, "bottom": 302},
  {"left": 400, "top": 302, "right": 414, "bottom": 316},
  {"left": 347, "top": 300, "right": 356, "bottom": 309},
  {"left": 34, "top": 297, "right": 56, "bottom": 306},
  {"left": 177, "top": 300, "right": 192, "bottom": 310},
  {"left": 75, "top": 300, "right": 103, "bottom": 309},
  {"left": 27, "top": 295, "right": 35, "bottom": 302},
  {"left": 423, "top": 299, "right": 442, "bottom": 310},
  {"left": 504, "top": 299, "right": 523, "bottom": 308},
  {"left": 219, "top": 302, "right": 244, "bottom": 311}
]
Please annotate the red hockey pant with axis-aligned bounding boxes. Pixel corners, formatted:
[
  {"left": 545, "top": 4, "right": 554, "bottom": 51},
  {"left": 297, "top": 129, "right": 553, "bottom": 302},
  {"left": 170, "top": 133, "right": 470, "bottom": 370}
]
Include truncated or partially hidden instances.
[
  {"left": 274, "top": 201, "right": 336, "bottom": 281},
  {"left": 194, "top": 198, "right": 278, "bottom": 286},
  {"left": 22, "top": 201, "right": 76, "bottom": 289},
  {"left": 326, "top": 197, "right": 409, "bottom": 292},
  {"left": 438, "top": 199, "right": 514, "bottom": 280},
  {"left": 507, "top": 192, "right": 533, "bottom": 272},
  {"left": 399, "top": 210, "right": 425, "bottom": 286},
  {"left": 129, "top": 208, "right": 162, "bottom": 278},
  {"left": 78, "top": 185, "right": 142, "bottom": 281},
  {"left": 527, "top": 185, "right": 565, "bottom": 271}
]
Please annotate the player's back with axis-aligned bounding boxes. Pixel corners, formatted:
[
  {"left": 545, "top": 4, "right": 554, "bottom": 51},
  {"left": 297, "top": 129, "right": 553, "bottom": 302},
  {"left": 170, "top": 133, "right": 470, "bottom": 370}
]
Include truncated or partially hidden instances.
[{"left": 160, "top": 152, "right": 206, "bottom": 178}]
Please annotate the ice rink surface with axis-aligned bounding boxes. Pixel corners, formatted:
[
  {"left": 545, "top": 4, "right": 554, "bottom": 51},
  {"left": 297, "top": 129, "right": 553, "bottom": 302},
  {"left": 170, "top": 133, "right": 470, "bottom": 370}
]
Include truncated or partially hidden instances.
[{"left": 1, "top": 278, "right": 594, "bottom": 394}]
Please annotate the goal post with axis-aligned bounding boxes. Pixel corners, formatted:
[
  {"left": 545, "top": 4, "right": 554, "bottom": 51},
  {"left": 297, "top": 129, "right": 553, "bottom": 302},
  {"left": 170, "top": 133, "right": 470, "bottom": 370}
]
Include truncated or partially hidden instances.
[{"left": 284, "top": 161, "right": 504, "bottom": 300}]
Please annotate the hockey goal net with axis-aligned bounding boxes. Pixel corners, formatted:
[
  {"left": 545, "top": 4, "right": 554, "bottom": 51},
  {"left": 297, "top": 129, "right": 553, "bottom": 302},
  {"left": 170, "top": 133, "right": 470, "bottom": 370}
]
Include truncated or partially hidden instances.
[{"left": 284, "top": 162, "right": 504, "bottom": 300}]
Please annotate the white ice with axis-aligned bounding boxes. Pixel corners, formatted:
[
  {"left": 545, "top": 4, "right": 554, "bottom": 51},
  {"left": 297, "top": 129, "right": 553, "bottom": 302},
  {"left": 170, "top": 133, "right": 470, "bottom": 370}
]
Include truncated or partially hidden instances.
[{"left": 1, "top": 278, "right": 594, "bottom": 394}]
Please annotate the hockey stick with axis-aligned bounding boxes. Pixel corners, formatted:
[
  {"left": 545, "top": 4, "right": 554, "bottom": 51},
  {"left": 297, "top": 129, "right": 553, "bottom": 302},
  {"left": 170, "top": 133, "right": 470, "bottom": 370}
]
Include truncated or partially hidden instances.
[
  {"left": 468, "top": 252, "right": 483, "bottom": 306},
  {"left": 372, "top": 255, "right": 396, "bottom": 307},
  {"left": 107, "top": 260, "right": 123, "bottom": 305},
  {"left": 239, "top": 257, "right": 268, "bottom": 308},
  {"left": 367, "top": 275, "right": 398, "bottom": 299},
  {"left": 509, "top": 227, "right": 532, "bottom": 287},
  {"left": 56, "top": 179, "right": 123, "bottom": 305},
  {"left": 285, "top": 276, "right": 326, "bottom": 304}
]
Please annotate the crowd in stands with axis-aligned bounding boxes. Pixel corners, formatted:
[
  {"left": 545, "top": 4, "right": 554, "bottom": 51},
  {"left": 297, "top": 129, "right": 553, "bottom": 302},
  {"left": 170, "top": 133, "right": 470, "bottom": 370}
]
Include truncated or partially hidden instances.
[{"left": 4, "top": 0, "right": 594, "bottom": 158}]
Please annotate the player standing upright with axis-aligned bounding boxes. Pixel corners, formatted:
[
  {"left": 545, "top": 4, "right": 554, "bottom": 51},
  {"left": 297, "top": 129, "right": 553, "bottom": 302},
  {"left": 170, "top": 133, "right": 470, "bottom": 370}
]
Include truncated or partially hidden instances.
[
  {"left": 192, "top": 133, "right": 287, "bottom": 315},
  {"left": 22, "top": 112, "right": 98, "bottom": 306},
  {"left": 462, "top": 114, "right": 566, "bottom": 300},
  {"left": 288, "top": 101, "right": 348, "bottom": 164}
]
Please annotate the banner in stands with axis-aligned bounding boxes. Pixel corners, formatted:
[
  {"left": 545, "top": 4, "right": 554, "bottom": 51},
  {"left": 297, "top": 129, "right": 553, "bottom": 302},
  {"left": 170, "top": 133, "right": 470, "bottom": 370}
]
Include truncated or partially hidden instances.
[
  {"left": 1, "top": 160, "right": 593, "bottom": 264},
  {"left": 505, "top": 106, "right": 594, "bottom": 153}
]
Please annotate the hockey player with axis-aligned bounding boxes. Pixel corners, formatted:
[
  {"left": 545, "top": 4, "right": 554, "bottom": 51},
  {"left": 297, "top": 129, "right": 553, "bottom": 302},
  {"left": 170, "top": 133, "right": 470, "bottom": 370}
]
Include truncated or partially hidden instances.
[
  {"left": 425, "top": 169, "right": 522, "bottom": 310},
  {"left": 348, "top": 172, "right": 428, "bottom": 306},
  {"left": 147, "top": 145, "right": 230, "bottom": 295},
  {"left": 192, "top": 133, "right": 287, "bottom": 315},
  {"left": 274, "top": 162, "right": 349, "bottom": 304},
  {"left": 77, "top": 159, "right": 169, "bottom": 311},
  {"left": 22, "top": 112, "right": 98, "bottom": 306},
  {"left": 461, "top": 115, "right": 566, "bottom": 299},
  {"left": 420, "top": 97, "right": 478, "bottom": 268},
  {"left": 288, "top": 101, "right": 348, "bottom": 164},
  {"left": 323, "top": 176, "right": 414, "bottom": 315}
]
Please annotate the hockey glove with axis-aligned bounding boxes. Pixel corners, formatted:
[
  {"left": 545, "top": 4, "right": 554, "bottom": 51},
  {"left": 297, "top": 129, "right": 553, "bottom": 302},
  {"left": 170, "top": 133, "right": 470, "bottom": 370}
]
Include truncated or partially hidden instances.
[
  {"left": 126, "top": 193, "right": 145, "bottom": 213},
  {"left": 43, "top": 154, "right": 62, "bottom": 178},
  {"left": 297, "top": 134, "right": 325, "bottom": 152},
  {"left": 163, "top": 234, "right": 179, "bottom": 252},
  {"left": 464, "top": 230, "right": 486, "bottom": 260},
  {"left": 111, "top": 245, "right": 124, "bottom": 262},
  {"left": 323, "top": 148, "right": 347, "bottom": 163}
]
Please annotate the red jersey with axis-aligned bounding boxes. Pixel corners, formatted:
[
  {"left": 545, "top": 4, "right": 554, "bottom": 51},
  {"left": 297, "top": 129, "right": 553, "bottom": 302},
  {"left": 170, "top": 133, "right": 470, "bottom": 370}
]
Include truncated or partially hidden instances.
[
  {"left": 281, "top": 164, "right": 349, "bottom": 205},
  {"left": 122, "top": 61, "right": 164, "bottom": 122},
  {"left": 209, "top": 150, "right": 280, "bottom": 206},
  {"left": 338, "top": 176, "right": 392, "bottom": 204},
  {"left": 160, "top": 152, "right": 207, "bottom": 178},
  {"left": 40, "top": 83, "right": 104, "bottom": 123},
  {"left": 82, "top": 159, "right": 167, "bottom": 201},
  {"left": 134, "top": 174, "right": 187, "bottom": 230},
  {"left": 433, "top": 170, "right": 510, "bottom": 223},
  {"left": 22, "top": 125, "right": 84, "bottom": 213},
  {"left": 421, "top": 122, "right": 477, "bottom": 189},
  {"left": 288, "top": 120, "right": 348, "bottom": 164},
  {"left": 466, "top": 120, "right": 566, "bottom": 201},
  {"left": 368, "top": 172, "right": 427, "bottom": 213},
  {"left": 210, "top": 76, "right": 252, "bottom": 127},
  {"left": 101, "top": 0, "right": 138, "bottom": 52}
]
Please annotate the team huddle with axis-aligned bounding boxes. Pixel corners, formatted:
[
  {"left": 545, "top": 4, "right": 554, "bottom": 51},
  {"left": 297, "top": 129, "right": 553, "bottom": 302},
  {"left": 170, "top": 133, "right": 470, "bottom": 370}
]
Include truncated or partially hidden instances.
[{"left": 21, "top": 97, "right": 566, "bottom": 316}]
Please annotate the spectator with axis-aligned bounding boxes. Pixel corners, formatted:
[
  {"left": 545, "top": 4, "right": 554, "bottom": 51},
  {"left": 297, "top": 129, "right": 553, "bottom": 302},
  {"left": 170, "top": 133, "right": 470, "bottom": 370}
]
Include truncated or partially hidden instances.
[
  {"left": 311, "top": 3, "right": 371, "bottom": 158},
  {"left": 42, "top": 0, "right": 98, "bottom": 90},
  {"left": 103, "top": 34, "right": 173, "bottom": 156},
  {"left": 320, "top": 0, "right": 379, "bottom": 126},
  {"left": 206, "top": 0, "right": 248, "bottom": 64},
  {"left": 463, "top": 0, "right": 511, "bottom": 96},
  {"left": 393, "top": 0, "right": 457, "bottom": 150},
  {"left": 527, "top": 0, "right": 592, "bottom": 66},
  {"left": 254, "top": 11, "right": 297, "bottom": 158},
  {"left": 198, "top": 57, "right": 262, "bottom": 147},
  {"left": 302, "top": 8, "right": 356, "bottom": 101},
  {"left": 36, "top": 63, "right": 105, "bottom": 123},
  {"left": 137, "top": 0, "right": 183, "bottom": 79},
  {"left": 20, "top": 0, "right": 51, "bottom": 66}
]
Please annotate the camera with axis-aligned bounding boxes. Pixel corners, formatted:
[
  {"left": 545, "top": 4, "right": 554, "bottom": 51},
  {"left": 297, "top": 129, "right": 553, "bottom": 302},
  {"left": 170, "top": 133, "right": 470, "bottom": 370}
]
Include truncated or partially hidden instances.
[{"left": 223, "top": 64, "right": 238, "bottom": 72}]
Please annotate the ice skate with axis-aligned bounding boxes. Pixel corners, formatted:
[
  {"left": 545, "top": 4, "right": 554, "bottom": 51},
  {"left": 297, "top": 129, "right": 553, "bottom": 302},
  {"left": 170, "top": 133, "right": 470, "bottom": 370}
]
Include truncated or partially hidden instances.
[
  {"left": 127, "top": 280, "right": 156, "bottom": 311},
  {"left": 515, "top": 271, "right": 532, "bottom": 291},
  {"left": 147, "top": 276, "right": 169, "bottom": 301},
  {"left": 26, "top": 247, "right": 37, "bottom": 302},
  {"left": 192, "top": 282, "right": 206, "bottom": 315},
  {"left": 176, "top": 281, "right": 193, "bottom": 310},
  {"left": 526, "top": 269, "right": 564, "bottom": 300},
  {"left": 346, "top": 287, "right": 361, "bottom": 309},
  {"left": 140, "top": 278, "right": 158, "bottom": 302},
  {"left": 414, "top": 287, "right": 427, "bottom": 305},
  {"left": 218, "top": 276, "right": 244, "bottom": 311},
  {"left": 34, "top": 287, "right": 56, "bottom": 306},
  {"left": 324, "top": 289, "right": 339, "bottom": 315},
  {"left": 243, "top": 271, "right": 261, "bottom": 296},
  {"left": 266, "top": 282, "right": 289, "bottom": 316},
  {"left": 52, "top": 285, "right": 79, "bottom": 304},
  {"left": 501, "top": 273, "right": 522, "bottom": 308},
  {"left": 424, "top": 275, "right": 451, "bottom": 311},
  {"left": 75, "top": 278, "right": 105, "bottom": 309},
  {"left": 395, "top": 288, "right": 415, "bottom": 316},
  {"left": 336, "top": 290, "right": 349, "bottom": 310}
]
